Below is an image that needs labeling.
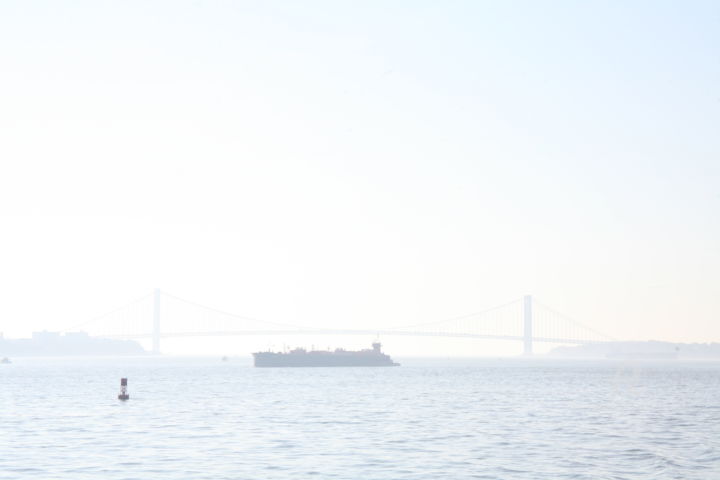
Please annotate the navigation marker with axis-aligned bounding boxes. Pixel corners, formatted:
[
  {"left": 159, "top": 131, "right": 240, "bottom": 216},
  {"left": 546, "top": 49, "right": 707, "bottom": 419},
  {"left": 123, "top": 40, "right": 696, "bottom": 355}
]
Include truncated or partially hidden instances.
[{"left": 118, "top": 377, "right": 130, "bottom": 401}]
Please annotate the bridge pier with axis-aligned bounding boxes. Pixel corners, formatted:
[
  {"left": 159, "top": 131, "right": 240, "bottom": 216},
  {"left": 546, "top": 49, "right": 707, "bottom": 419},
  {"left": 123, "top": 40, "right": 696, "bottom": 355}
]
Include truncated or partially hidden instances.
[
  {"left": 152, "top": 288, "right": 161, "bottom": 354},
  {"left": 523, "top": 295, "right": 532, "bottom": 355}
]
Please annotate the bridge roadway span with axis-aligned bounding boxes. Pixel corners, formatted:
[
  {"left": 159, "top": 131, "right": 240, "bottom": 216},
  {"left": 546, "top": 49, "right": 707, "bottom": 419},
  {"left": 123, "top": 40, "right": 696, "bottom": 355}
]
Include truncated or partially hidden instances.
[{"left": 102, "top": 329, "right": 605, "bottom": 345}]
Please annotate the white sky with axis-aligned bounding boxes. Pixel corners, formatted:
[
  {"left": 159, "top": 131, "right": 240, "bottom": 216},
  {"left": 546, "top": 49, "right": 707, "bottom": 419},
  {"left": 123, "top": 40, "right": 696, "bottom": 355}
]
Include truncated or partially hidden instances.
[{"left": 1, "top": 1, "right": 718, "bottom": 355}]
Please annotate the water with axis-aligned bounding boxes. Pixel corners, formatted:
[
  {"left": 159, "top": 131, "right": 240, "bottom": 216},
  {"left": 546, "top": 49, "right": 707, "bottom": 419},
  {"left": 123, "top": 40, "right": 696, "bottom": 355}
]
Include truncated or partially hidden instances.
[{"left": 1, "top": 357, "right": 719, "bottom": 479}]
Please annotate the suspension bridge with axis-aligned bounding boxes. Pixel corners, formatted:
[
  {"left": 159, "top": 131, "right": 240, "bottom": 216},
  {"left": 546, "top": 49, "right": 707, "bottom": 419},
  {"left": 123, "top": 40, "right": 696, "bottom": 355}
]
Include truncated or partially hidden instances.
[{"left": 63, "top": 290, "right": 614, "bottom": 354}]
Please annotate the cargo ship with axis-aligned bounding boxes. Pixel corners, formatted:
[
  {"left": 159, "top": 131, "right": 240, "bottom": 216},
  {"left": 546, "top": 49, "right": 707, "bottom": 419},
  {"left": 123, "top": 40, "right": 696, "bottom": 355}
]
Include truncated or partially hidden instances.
[{"left": 253, "top": 342, "right": 400, "bottom": 367}]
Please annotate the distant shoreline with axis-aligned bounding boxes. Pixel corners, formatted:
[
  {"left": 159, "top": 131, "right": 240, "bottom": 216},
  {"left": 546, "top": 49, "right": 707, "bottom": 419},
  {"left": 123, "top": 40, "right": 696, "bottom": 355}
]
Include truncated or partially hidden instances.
[
  {"left": 0, "top": 331, "right": 146, "bottom": 356},
  {"left": 549, "top": 340, "right": 720, "bottom": 360}
]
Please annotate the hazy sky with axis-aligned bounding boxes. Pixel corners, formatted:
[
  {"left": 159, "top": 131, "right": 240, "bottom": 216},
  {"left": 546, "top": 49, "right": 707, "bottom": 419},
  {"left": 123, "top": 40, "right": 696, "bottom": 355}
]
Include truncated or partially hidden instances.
[{"left": 1, "top": 1, "right": 718, "bottom": 355}]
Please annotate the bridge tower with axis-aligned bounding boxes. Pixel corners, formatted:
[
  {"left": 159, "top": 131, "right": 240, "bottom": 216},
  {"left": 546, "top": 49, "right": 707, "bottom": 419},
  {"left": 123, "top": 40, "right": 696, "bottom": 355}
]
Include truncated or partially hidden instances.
[
  {"left": 152, "top": 288, "right": 161, "bottom": 354},
  {"left": 523, "top": 295, "right": 532, "bottom": 355}
]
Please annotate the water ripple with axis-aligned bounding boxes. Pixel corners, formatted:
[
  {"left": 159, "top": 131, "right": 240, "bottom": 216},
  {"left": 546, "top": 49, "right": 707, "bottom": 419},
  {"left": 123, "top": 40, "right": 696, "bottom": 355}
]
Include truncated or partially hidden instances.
[{"left": 1, "top": 358, "right": 719, "bottom": 479}]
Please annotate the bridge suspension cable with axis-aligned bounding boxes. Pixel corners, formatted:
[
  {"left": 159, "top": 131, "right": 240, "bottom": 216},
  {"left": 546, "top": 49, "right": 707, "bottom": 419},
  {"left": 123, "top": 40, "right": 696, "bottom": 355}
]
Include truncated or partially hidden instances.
[{"left": 532, "top": 299, "right": 615, "bottom": 344}]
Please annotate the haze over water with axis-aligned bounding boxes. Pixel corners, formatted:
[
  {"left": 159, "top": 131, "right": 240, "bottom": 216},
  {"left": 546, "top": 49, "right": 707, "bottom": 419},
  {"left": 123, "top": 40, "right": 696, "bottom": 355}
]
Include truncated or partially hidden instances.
[
  {"left": 2, "top": 357, "right": 719, "bottom": 479},
  {"left": 1, "top": 1, "right": 718, "bottom": 353},
  {"left": 1, "top": 1, "right": 719, "bottom": 478}
]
